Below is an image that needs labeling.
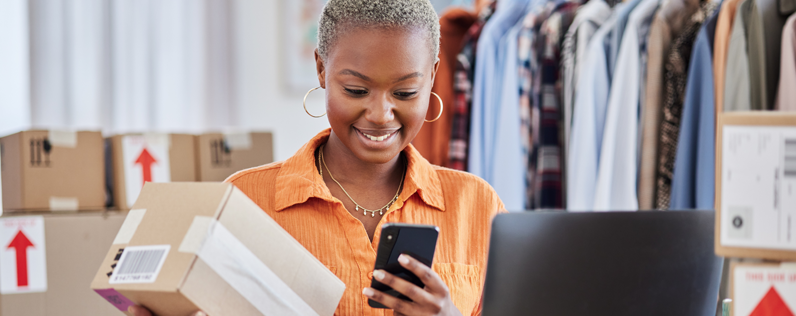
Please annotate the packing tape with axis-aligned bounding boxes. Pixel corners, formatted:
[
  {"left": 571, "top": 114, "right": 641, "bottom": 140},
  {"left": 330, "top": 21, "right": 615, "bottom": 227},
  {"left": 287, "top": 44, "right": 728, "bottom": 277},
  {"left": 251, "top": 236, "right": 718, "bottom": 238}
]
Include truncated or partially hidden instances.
[
  {"left": 47, "top": 130, "right": 78, "bottom": 148},
  {"left": 49, "top": 197, "right": 78, "bottom": 211},
  {"left": 142, "top": 133, "right": 171, "bottom": 148},
  {"left": 781, "top": 262, "right": 796, "bottom": 270},
  {"left": 223, "top": 132, "right": 252, "bottom": 150},
  {"left": 180, "top": 216, "right": 319, "bottom": 316},
  {"left": 178, "top": 216, "right": 213, "bottom": 253},
  {"left": 112, "top": 209, "right": 147, "bottom": 245}
]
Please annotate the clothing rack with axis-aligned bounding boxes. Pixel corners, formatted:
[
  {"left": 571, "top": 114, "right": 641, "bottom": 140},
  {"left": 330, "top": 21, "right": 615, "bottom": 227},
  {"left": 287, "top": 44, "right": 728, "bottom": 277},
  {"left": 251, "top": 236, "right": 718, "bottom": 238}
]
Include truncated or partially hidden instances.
[{"left": 412, "top": 0, "right": 796, "bottom": 211}]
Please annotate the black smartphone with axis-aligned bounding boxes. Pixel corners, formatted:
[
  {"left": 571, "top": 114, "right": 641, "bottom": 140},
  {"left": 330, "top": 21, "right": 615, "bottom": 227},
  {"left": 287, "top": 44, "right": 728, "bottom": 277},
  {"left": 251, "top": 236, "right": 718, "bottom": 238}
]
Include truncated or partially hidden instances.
[{"left": 368, "top": 223, "right": 439, "bottom": 309}]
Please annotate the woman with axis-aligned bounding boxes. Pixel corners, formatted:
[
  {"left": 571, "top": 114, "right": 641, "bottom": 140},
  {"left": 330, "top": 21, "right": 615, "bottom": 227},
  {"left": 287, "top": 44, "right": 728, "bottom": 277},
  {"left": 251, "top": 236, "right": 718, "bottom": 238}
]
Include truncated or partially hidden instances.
[{"left": 131, "top": 0, "right": 504, "bottom": 315}]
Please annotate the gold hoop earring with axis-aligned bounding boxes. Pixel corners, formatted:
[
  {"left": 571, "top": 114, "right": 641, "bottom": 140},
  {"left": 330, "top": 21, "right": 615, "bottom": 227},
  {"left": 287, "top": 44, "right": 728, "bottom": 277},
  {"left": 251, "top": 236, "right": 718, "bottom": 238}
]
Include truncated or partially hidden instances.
[
  {"left": 425, "top": 92, "right": 443, "bottom": 122},
  {"left": 304, "top": 87, "right": 326, "bottom": 118}
]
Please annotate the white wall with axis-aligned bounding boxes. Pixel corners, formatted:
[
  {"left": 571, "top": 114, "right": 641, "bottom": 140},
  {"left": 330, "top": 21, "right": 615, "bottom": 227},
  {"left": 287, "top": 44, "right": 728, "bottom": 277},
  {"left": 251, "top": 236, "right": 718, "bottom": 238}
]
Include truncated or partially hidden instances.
[
  {"left": 2, "top": 0, "right": 464, "bottom": 159},
  {"left": 234, "top": 0, "right": 330, "bottom": 161},
  {"left": 232, "top": 0, "right": 478, "bottom": 161},
  {"left": 0, "top": 0, "right": 31, "bottom": 136}
]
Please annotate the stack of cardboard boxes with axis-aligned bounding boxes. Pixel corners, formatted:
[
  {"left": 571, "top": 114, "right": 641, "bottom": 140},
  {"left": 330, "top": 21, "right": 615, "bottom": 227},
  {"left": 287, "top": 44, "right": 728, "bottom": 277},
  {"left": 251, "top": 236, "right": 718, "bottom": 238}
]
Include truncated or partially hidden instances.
[
  {"left": 715, "top": 112, "right": 796, "bottom": 315},
  {"left": 1, "top": 130, "right": 274, "bottom": 212},
  {"left": 0, "top": 130, "right": 274, "bottom": 315},
  {"left": 106, "top": 132, "right": 273, "bottom": 210}
]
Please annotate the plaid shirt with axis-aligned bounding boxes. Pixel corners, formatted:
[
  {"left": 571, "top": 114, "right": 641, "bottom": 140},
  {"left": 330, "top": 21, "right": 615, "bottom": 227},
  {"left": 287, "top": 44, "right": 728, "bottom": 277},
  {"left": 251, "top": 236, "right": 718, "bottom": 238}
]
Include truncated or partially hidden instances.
[
  {"left": 448, "top": 3, "right": 495, "bottom": 171},
  {"left": 518, "top": 5, "right": 546, "bottom": 209},
  {"left": 519, "top": 1, "right": 578, "bottom": 209}
]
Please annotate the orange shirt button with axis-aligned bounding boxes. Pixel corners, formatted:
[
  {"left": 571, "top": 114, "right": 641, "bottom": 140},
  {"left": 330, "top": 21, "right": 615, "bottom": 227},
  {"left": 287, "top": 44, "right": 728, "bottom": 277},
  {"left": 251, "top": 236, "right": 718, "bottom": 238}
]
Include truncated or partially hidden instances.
[{"left": 367, "top": 271, "right": 373, "bottom": 279}]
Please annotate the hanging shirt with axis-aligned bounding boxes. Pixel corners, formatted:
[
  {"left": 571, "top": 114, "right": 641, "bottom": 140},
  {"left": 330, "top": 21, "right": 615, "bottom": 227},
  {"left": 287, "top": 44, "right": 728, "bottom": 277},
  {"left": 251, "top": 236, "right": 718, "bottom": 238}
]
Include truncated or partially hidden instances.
[
  {"left": 593, "top": 0, "right": 659, "bottom": 211},
  {"left": 413, "top": 9, "right": 477, "bottom": 167},
  {"left": 567, "top": 10, "right": 621, "bottom": 211},
  {"left": 449, "top": 3, "right": 496, "bottom": 171},
  {"left": 519, "top": 1, "right": 578, "bottom": 209},
  {"left": 470, "top": 0, "right": 531, "bottom": 210},
  {"left": 724, "top": 0, "right": 752, "bottom": 111},
  {"left": 656, "top": 2, "right": 718, "bottom": 210},
  {"left": 776, "top": 14, "right": 796, "bottom": 110},
  {"left": 561, "top": 0, "right": 611, "bottom": 164},
  {"left": 745, "top": 0, "right": 794, "bottom": 110},
  {"left": 638, "top": 0, "right": 700, "bottom": 209},
  {"left": 670, "top": 6, "right": 721, "bottom": 210},
  {"left": 713, "top": 0, "right": 744, "bottom": 113},
  {"left": 706, "top": 2, "right": 721, "bottom": 51},
  {"left": 533, "top": 2, "right": 578, "bottom": 209},
  {"left": 636, "top": 0, "right": 659, "bottom": 137},
  {"left": 606, "top": 0, "right": 645, "bottom": 78},
  {"left": 518, "top": 5, "right": 549, "bottom": 209}
]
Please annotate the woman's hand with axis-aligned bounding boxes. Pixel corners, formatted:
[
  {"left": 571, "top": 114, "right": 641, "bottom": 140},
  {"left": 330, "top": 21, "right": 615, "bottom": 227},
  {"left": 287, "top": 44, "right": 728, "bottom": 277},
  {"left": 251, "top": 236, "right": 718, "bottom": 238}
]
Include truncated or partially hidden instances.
[
  {"left": 363, "top": 254, "right": 463, "bottom": 316},
  {"left": 127, "top": 305, "right": 206, "bottom": 316}
]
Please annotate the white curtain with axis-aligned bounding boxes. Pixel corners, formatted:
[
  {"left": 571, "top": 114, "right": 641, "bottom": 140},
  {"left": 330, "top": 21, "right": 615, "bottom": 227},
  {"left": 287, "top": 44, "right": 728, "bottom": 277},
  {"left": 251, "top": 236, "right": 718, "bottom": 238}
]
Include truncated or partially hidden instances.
[
  {"left": 24, "top": 0, "right": 235, "bottom": 135},
  {"left": 0, "top": 0, "right": 31, "bottom": 137}
]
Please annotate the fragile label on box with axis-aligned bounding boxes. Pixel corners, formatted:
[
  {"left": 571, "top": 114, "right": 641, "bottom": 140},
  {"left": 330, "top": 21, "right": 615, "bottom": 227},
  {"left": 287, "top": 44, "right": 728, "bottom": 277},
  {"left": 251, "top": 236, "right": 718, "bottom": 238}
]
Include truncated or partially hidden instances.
[
  {"left": 720, "top": 126, "right": 796, "bottom": 251},
  {"left": 122, "top": 135, "right": 171, "bottom": 208},
  {"left": 734, "top": 264, "right": 796, "bottom": 315},
  {"left": 0, "top": 216, "right": 47, "bottom": 294}
]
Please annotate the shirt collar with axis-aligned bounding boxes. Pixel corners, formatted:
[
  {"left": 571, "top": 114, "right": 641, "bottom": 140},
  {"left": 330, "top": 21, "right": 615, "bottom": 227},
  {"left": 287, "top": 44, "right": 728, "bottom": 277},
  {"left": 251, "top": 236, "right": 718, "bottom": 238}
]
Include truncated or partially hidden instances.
[{"left": 274, "top": 129, "right": 445, "bottom": 212}]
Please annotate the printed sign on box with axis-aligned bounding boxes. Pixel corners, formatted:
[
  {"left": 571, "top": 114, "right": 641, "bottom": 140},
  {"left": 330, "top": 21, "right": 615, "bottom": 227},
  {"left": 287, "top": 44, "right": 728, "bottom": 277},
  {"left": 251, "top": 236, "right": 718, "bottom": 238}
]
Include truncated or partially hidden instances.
[
  {"left": 0, "top": 216, "right": 47, "bottom": 294},
  {"left": 733, "top": 264, "right": 796, "bottom": 316},
  {"left": 720, "top": 126, "right": 796, "bottom": 251},
  {"left": 122, "top": 135, "right": 171, "bottom": 208},
  {"left": 716, "top": 113, "right": 796, "bottom": 261}
]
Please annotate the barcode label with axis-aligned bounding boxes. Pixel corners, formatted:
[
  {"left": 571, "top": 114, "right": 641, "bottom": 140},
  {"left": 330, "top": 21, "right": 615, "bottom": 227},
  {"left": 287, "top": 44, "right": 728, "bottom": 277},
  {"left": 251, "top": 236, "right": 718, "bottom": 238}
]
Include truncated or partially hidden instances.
[
  {"left": 785, "top": 139, "right": 796, "bottom": 177},
  {"left": 109, "top": 245, "right": 170, "bottom": 284}
]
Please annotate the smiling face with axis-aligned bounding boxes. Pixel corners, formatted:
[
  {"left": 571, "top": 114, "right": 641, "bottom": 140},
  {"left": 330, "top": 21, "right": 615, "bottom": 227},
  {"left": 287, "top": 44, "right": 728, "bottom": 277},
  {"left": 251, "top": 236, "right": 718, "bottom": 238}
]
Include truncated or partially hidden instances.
[{"left": 315, "top": 26, "right": 438, "bottom": 164}]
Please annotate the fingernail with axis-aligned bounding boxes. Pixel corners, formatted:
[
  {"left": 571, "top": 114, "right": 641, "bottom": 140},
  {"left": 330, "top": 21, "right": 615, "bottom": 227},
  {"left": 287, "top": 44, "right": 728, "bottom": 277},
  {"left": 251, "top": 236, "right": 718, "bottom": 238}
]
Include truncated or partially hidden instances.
[
  {"left": 363, "top": 287, "right": 374, "bottom": 297},
  {"left": 195, "top": 312, "right": 207, "bottom": 316},
  {"left": 373, "top": 270, "right": 385, "bottom": 280},
  {"left": 398, "top": 254, "right": 409, "bottom": 265},
  {"left": 128, "top": 306, "right": 135, "bottom": 313}
]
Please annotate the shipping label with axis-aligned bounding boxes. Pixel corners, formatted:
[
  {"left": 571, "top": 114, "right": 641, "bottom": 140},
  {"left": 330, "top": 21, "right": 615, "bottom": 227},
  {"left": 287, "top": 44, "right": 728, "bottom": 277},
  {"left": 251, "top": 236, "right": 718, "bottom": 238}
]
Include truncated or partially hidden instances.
[
  {"left": 109, "top": 244, "right": 170, "bottom": 284},
  {"left": 721, "top": 126, "right": 796, "bottom": 251}
]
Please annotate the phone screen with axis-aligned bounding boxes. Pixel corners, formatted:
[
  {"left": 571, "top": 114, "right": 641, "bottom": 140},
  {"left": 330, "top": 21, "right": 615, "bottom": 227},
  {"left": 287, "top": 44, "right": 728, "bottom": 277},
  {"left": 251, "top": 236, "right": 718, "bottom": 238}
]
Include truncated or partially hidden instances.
[{"left": 369, "top": 224, "right": 439, "bottom": 309}]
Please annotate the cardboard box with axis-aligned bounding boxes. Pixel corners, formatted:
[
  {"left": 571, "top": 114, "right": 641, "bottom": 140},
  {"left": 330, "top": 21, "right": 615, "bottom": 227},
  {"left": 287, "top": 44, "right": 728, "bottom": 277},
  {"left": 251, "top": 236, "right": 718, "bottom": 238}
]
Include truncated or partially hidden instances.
[
  {"left": 0, "top": 211, "right": 128, "bottom": 316},
  {"left": 715, "top": 112, "right": 796, "bottom": 261},
  {"left": 108, "top": 134, "right": 197, "bottom": 210},
  {"left": 195, "top": 132, "right": 273, "bottom": 182},
  {"left": 0, "top": 130, "right": 105, "bottom": 211},
  {"left": 730, "top": 262, "right": 796, "bottom": 316},
  {"left": 91, "top": 182, "right": 345, "bottom": 316}
]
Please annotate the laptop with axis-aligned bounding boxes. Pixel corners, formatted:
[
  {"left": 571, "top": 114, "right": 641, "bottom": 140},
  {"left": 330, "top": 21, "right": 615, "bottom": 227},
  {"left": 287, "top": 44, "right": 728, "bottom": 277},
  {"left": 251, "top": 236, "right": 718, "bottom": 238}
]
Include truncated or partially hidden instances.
[{"left": 482, "top": 210, "right": 723, "bottom": 316}]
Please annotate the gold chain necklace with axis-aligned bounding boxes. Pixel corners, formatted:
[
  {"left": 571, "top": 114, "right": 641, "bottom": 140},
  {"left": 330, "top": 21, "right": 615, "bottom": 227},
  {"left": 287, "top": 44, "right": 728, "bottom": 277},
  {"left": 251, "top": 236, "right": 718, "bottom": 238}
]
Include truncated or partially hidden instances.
[{"left": 318, "top": 145, "right": 405, "bottom": 217}]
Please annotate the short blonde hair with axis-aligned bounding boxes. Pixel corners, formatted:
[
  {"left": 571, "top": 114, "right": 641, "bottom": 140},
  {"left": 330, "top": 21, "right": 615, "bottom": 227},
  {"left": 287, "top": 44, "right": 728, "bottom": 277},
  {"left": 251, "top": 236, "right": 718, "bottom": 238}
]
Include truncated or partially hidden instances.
[{"left": 317, "top": 0, "right": 440, "bottom": 62}]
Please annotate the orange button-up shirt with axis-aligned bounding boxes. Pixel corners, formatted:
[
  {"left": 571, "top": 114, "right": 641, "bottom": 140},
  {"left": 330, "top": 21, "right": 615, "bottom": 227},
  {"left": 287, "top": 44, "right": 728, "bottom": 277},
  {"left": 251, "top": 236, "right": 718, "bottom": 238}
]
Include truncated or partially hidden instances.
[{"left": 226, "top": 129, "right": 505, "bottom": 316}]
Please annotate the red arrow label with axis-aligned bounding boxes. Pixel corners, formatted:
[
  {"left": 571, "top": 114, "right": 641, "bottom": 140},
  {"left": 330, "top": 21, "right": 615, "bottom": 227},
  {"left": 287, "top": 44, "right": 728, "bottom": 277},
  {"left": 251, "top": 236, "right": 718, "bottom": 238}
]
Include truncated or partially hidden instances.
[
  {"left": 751, "top": 286, "right": 794, "bottom": 316},
  {"left": 135, "top": 148, "right": 157, "bottom": 187},
  {"left": 7, "top": 230, "right": 34, "bottom": 287}
]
